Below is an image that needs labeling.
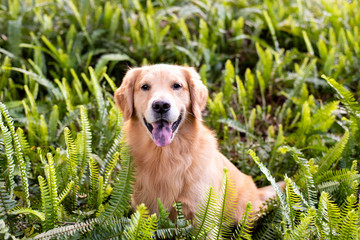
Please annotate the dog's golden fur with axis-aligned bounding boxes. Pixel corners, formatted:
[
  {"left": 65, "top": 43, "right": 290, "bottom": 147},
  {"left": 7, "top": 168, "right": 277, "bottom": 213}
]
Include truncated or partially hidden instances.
[{"left": 115, "top": 64, "right": 278, "bottom": 221}]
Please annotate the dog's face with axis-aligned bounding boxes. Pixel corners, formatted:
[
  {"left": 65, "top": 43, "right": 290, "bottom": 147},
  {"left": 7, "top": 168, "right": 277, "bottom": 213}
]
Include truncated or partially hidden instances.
[{"left": 115, "top": 65, "right": 208, "bottom": 147}]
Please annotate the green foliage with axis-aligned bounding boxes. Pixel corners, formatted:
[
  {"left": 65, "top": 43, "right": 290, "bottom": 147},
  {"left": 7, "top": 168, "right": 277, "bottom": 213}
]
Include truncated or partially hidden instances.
[{"left": 1, "top": 0, "right": 360, "bottom": 238}]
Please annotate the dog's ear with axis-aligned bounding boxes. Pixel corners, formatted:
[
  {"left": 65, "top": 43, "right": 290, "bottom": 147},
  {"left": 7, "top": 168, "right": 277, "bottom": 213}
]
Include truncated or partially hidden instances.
[
  {"left": 182, "top": 67, "right": 208, "bottom": 120},
  {"left": 114, "top": 68, "right": 142, "bottom": 121}
]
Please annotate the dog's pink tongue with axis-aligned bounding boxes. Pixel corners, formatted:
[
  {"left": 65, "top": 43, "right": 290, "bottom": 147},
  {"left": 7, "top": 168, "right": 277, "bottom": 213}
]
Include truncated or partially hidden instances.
[{"left": 152, "top": 120, "right": 172, "bottom": 147}]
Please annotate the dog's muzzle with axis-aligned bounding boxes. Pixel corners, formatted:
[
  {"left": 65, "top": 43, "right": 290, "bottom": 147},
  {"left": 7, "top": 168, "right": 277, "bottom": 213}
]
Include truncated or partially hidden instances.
[{"left": 143, "top": 114, "right": 182, "bottom": 147}]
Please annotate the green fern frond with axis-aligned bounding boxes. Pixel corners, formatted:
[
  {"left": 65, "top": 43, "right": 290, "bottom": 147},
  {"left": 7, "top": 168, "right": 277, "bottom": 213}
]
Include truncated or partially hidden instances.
[
  {"left": 79, "top": 106, "right": 92, "bottom": 183},
  {"left": 311, "top": 101, "right": 338, "bottom": 132},
  {"left": 285, "top": 176, "right": 306, "bottom": 228},
  {"left": 192, "top": 186, "right": 218, "bottom": 239},
  {"left": 323, "top": 75, "right": 360, "bottom": 119},
  {"left": 124, "top": 204, "right": 157, "bottom": 240},
  {"left": 101, "top": 133, "right": 122, "bottom": 175},
  {"left": 16, "top": 128, "right": 29, "bottom": 154},
  {"left": 248, "top": 149, "right": 289, "bottom": 225},
  {"left": 102, "top": 152, "right": 119, "bottom": 193},
  {"left": 0, "top": 102, "right": 30, "bottom": 207},
  {"left": 89, "top": 67, "right": 107, "bottom": 122},
  {"left": 286, "top": 207, "right": 316, "bottom": 240},
  {"left": 339, "top": 209, "right": 358, "bottom": 240},
  {"left": 64, "top": 127, "right": 78, "bottom": 172},
  {"left": 280, "top": 146, "right": 317, "bottom": 207},
  {"left": 213, "top": 168, "right": 238, "bottom": 239},
  {"left": 0, "top": 182, "right": 16, "bottom": 234},
  {"left": 58, "top": 180, "right": 74, "bottom": 205},
  {"left": 45, "top": 153, "right": 58, "bottom": 213},
  {"left": 33, "top": 218, "right": 97, "bottom": 240},
  {"left": 38, "top": 176, "right": 55, "bottom": 231},
  {"left": 9, "top": 207, "right": 45, "bottom": 221},
  {"left": 157, "top": 198, "right": 171, "bottom": 227},
  {"left": 317, "top": 191, "right": 340, "bottom": 239},
  {"left": 89, "top": 157, "right": 99, "bottom": 206},
  {"left": 0, "top": 113, "right": 16, "bottom": 195},
  {"left": 100, "top": 143, "right": 134, "bottom": 221},
  {"left": 39, "top": 115, "right": 48, "bottom": 146},
  {"left": 316, "top": 130, "right": 349, "bottom": 177},
  {"left": 232, "top": 202, "right": 254, "bottom": 240}
]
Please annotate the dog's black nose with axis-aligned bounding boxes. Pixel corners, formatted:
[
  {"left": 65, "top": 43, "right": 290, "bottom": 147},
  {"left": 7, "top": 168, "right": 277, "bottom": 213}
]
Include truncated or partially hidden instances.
[{"left": 152, "top": 100, "right": 171, "bottom": 114}]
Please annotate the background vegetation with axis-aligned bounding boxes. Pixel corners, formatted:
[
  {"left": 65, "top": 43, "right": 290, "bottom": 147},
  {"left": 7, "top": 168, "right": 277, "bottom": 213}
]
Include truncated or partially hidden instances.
[{"left": 0, "top": 0, "right": 359, "bottom": 239}]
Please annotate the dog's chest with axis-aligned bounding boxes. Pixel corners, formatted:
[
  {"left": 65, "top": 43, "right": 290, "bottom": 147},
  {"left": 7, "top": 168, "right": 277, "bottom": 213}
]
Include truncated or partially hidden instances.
[{"left": 133, "top": 153, "right": 193, "bottom": 210}]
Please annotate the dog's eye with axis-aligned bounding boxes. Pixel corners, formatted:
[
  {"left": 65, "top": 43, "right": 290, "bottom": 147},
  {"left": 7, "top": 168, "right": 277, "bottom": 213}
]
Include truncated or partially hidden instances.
[
  {"left": 141, "top": 84, "right": 150, "bottom": 91},
  {"left": 172, "top": 83, "right": 182, "bottom": 90}
]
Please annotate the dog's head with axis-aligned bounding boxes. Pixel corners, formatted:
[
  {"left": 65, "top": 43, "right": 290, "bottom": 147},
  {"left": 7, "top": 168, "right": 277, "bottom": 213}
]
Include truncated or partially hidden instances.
[{"left": 115, "top": 64, "right": 208, "bottom": 147}]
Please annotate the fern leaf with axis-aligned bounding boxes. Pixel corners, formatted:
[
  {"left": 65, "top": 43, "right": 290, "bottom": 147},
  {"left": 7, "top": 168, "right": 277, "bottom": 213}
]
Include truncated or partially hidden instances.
[
  {"left": 285, "top": 176, "right": 306, "bottom": 229},
  {"left": 124, "top": 204, "right": 157, "bottom": 240},
  {"left": 89, "top": 67, "right": 107, "bottom": 123},
  {"left": 192, "top": 186, "right": 218, "bottom": 239},
  {"left": 287, "top": 207, "right": 316, "bottom": 240},
  {"left": 89, "top": 157, "right": 99, "bottom": 206},
  {"left": 339, "top": 209, "right": 358, "bottom": 240},
  {"left": 38, "top": 176, "right": 55, "bottom": 231},
  {"left": 323, "top": 75, "right": 360, "bottom": 119},
  {"left": 248, "top": 150, "right": 289, "bottom": 226},
  {"left": 101, "top": 132, "right": 122, "bottom": 175},
  {"left": 79, "top": 106, "right": 92, "bottom": 183},
  {"left": 317, "top": 191, "right": 340, "bottom": 239},
  {"left": 0, "top": 113, "right": 16, "bottom": 195},
  {"left": 232, "top": 202, "right": 254, "bottom": 240},
  {"left": 33, "top": 218, "right": 97, "bottom": 240},
  {"left": 100, "top": 143, "right": 134, "bottom": 221},
  {"left": 16, "top": 128, "right": 29, "bottom": 154},
  {"left": 0, "top": 102, "right": 30, "bottom": 207},
  {"left": 9, "top": 207, "right": 45, "bottom": 221},
  {"left": 213, "top": 168, "right": 238, "bottom": 239},
  {"left": 103, "top": 152, "right": 119, "bottom": 193},
  {"left": 280, "top": 146, "right": 317, "bottom": 207},
  {"left": 58, "top": 180, "right": 74, "bottom": 205},
  {"left": 45, "top": 153, "right": 58, "bottom": 213},
  {"left": 0, "top": 182, "right": 16, "bottom": 234},
  {"left": 316, "top": 130, "right": 349, "bottom": 177}
]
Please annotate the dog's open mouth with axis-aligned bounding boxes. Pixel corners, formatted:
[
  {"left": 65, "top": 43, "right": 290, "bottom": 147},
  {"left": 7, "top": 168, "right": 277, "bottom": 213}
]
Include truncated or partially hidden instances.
[{"left": 144, "top": 115, "right": 182, "bottom": 147}]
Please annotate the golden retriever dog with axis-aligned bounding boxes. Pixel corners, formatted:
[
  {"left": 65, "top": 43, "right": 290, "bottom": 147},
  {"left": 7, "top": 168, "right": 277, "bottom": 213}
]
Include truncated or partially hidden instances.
[{"left": 114, "top": 64, "right": 279, "bottom": 222}]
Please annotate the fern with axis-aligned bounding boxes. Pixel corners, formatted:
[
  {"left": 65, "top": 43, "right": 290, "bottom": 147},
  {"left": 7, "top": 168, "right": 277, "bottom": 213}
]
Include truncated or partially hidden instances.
[
  {"left": 286, "top": 207, "right": 316, "bottom": 240},
  {"left": 213, "top": 168, "right": 238, "bottom": 239},
  {"left": 58, "top": 180, "right": 74, "bottom": 205},
  {"left": 232, "top": 202, "right": 254, "bottom": 240},
  {"left": 9, "top": 207, "right": 45, "bottom": 221},
  {"left": 0, "top": 113, "right": 15, "bottom": 195},
  {"left": 102, "top": 151, "right": 119, "bottom": 194},
  {"left": 316, "top": 130, "right": 349, "bottom": 178},
  {"left": 79, "top": 105, "right": 92, "bottom": 184},
  {"left": 124, "top": 204, "right": 157, "bottom": 240},
  {"left": 89, "top": 67, "right": 107, "bottom": 123},
  {"left": 89, "top": 157, "right": 99, "bottom": 206},
  {"left": 192, "top": 186, "right": 218, "bottom": 239},
  {"left": 317, "top": 191, "right": 340, "bottom": 239},
  {"left": 33, "top": 218, "right": 97, "bottom": 240},
  {"left": 0, "top": 182, "right": 16, "bottom": 235},
  {"left": 100, "top": 143, "right": 134, "bottom": 221},
  {"left": 45, "top": 153, "right": 58, "bottom": 218},
  {"left": 38, "top": 176, "right": 55, "bottom": 231},
  {"left": 323, "top": 75, "right": 360, "bottom": 119},
  {"left": 101, "top": 132, "right": 122, "bottom": 176},
  {"left": 0, "top": 102, "right": 30, "bottom": 207},
  {"left": 285, "top": 176, "right": 305, "bottom": 229},
  {"left": 248, "top": 150, "right": 288, "bottom": 226}
]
